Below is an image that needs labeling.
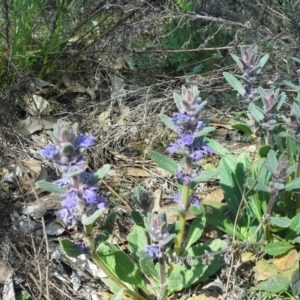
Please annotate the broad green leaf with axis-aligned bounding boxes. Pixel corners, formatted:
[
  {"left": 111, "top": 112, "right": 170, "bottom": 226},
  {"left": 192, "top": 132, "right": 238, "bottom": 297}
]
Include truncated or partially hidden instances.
[
  {"left": 159, "top": 114, "right": 177, "bottom": 132},
  {"left": 265, "top": 242, "right": 294, "bottom": 256},
  {"left": 190, "top": 204, "right": 205, "bottom": 216},
  {"left": 131, "top": 211, "right": 144, "bottom": 227},
  {"left": 269, "top": 216, "right": 291, "bottom": 228},
  {"left": 147, "top": 150, "right": 177, "bottom": 175},
  {"left": 231, "top": 123, "right": 253, "bottom": 135},
  {"left": 139, "top": 258, "right": 159, "bottom": 286},
  {"left": 35, "top": 180, "right": 67, "bottom": 194},
  {"left": 101, "top": 278, "right": 121, "bottom": 294},
  {"left": 258, "top": 145, "right": 272, "bottom": 158},
  {"left": 193, "top": 169, "right": 218, "bottom": 183},
  {"left": 205, "top": 138, "right": 230, "bottom": 156},
  {"left": 291, "top": 270, "right": 300, "bottom": 296},
  {"left": 292, "top": 57, "right": 300, "bottom": 64},
  {"left": 82, "top": 208, "right": 106, "bottom": 226},
  {"left": 59, "top": 239, "right": 82, "bottom": 258},
  {"left": 127, "top": 224, "right": 147, "bottom": 261},
  {"left": 97, "top": 243, "right": 145, "bottom": 290},
  {"left": 255, "top": 54, "right": 269, "bottom": 74},
  {"left": 285, "top": 214, "right": 300, "bottom": 240},
  {"left": 223, "top": 72, "right": 246, "bottom": 96},
  {"left": 167, "top": 239, "right": 226, "bottom": 293},
  {"left": 284, "top": 80, "right": 300, "bottom": 91},
  {"left": 230, "top": 53, "right": 241, "bottom": 67},
  {"left": 254, "top": 275, "right": 289, "bottom": 293},
  {"left": 285, "top": 177, "right": 300, "bottom": 191},
  {"left": 102, "top": 212, "right": 116, "bottom": 235},
  {"left": 194, "top": 126, "right": 215, "bottom": 137},
  {"left": 248, "top": 103, "right": 265, "bottom": 123},
  {"left": 89, "top": 164, "right": 111, "bottom": 185},
  {"left": 110, "top": 289, "right": 124, "bottom": 300},
  {"left": 205, "top": 206, "right": 245, "bottom": 240},
  {"left": 218, "top": 153, "right": 249, "bottom": 225},
  {"left": 185, "top": 215, "right": 206, "bottom": 251},
  {"left": 173, "top": 92, "right": 182, "bottom": 111}
]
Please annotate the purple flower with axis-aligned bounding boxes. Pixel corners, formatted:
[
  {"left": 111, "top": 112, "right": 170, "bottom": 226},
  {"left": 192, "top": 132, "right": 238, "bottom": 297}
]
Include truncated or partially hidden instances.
[
  {"left": 53, "top": 177, "right": 70, "bottom": 188},
  {"left": 74, "top": 134, "right": 95, "bottom": 148},
  {"left": 190, "top": 196, "right": 200, "bottom": 208},
  {"left": 175, "top": 170, "right": 195, "bottom": 184},
  {"left": 145, "top": 245, "right": 159, "bottom": 259},
  {"left": 179, "top": 132, "right": 194, "bottom": 145},
  {"left": 166, "top": 140, "right": 182, "bottom": 155},
  {"left": 61, "top": 189, "right": 81, "bottom": 210},
  {"left": 82, "top": 185, "right": 100, "bottom": 204},
  {"left": 75, "top": 240, "right": 88, "bottom": 253},
  {"left": 40, "top": 144, "right": 59, "bottom": 159},
  {"left": 172, "top": 192, "right": 200, "bottom": 210},
  {"left": 79, "top": 172, "right": 94, "bottom": 185}
]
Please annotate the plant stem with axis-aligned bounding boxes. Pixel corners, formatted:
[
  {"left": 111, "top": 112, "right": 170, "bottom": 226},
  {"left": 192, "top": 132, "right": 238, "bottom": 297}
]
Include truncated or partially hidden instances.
[
  {"left": 295, "top": 153, "right": 300, "bottom": 214},
  {"left": 157, "top": 254, "right": 167, "bottom": 300},
  {"left": 174, "top": 157, "right": 192, "bottom": 256}
]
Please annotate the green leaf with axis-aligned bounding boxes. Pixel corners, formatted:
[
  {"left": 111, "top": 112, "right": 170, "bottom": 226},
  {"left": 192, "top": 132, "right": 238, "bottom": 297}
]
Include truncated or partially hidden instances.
[
  {"left": 194, "top": 126, "right": 215, "bottom": 137},
  {"left": 254, "top": 275, "right": 289, "bottom": 293},
  {"left": 218, "top": 153, "right": 249, "bottom": 225},
  {"left": 167, "top": 239, "right": 226, "bottom": 293},
  {"left": 173, "top": 92, "right": 182, "bottom": 111},
  {"left": 256, "top": 54, "right": 269, "bottom": 74},
  {"left": 139, "top": 258, "right": 159, "bottom": 286},
  {"left": 284, "top": 80, "right": 300, "bottom": 91},
  {"left": 247, "top": 177, "right": 271, "bottom": 193},
  {"left": 230, "top": 53, "right": 241, "bottom": 67},
  {"left": 265, "top": 242, "right": 294, "bottom": 256},
  {"left": 269, "top": 216, "right": 291, "bottom": 228},
  {"left": 285, "top": 177, "right": 300, "bottom": 191},
  {"left": 285, "top": 214, "right": 300, "bottom": 241},
  {"left": 97, "top": 243, "right": 145, "bottom": 290},
  {"left": 110, "top": 289, "right": 124, "bottom": 300},
  {"left": 102, "top": 212, "right": 116, "bottom": 235},
  {"left": 89, "top": 164, "right": 111, "bottom": 185},
  {"left": 259, "top": 145, "right": 272, "bottom": 158},
  {"left": 35, "top": 180, "right": 67, "bottom": 194},
  {"left": 205, "top": 206, "right": 245, "bottom": 240},
  {"left": 16, "top": 290, "right": 30, "bottom": 300},
  {"left": 82, "top": 208, "right": 106, "bottom": 226},
  {"left": 127, "top": 224, "right": 148, "bottom": 261},
  {"left": 147, "top": 150, "right": 177, "bottom": 175},
  {"left": 223, "top": 72, "right": 246, "bottom": 96},
  {"left": 185, "top": 215, "right": 206, "bottom": 251},
  {"left": 190, "top": 205, "right": 205, "bottom": 216},
  {"left": 291, "top": 269, "right": 300, "bottom": 296},
  {"left": 59, "top": 239, "right": 82, "bottom": 258},
  {"left": 193, "top": 169, "right": 218, "bottom": 183},
  {"left": 231, "top": 123, "right": 253, "bottom": 135},
  {"left": 205, "top": 138, "right": 230, "bottom": 156},
  {"left": 159, "top": 114, "right": 177, "bottom": 132},
  {"left": 101, "top": 278, "right": 121, "bottom": 294},
  {"left": 131, "top": 211, "right": 144, "bottom": 227},
  {"left": 248, "top": 103, "right": 265, "bottom": 123}
]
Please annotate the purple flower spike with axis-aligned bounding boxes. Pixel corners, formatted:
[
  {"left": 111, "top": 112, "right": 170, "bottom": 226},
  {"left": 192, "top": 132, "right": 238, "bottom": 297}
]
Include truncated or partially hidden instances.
[{"left": 40, "top": 144, "right": 59, "bottom": 159}]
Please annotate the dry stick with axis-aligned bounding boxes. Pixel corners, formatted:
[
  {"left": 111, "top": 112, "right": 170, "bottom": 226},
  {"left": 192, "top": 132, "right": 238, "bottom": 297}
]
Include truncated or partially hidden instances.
[
  {"left": 224, "top": 157, "right": 267, "bottom": 298},
  {"left": 101, "top": 179, "right": 132, "bottom": 210}
]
